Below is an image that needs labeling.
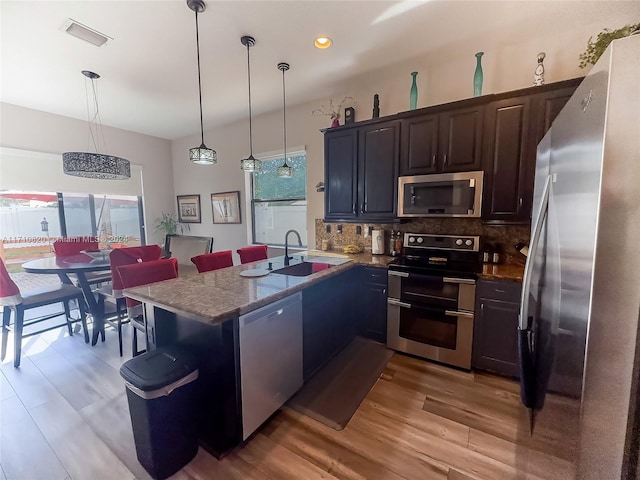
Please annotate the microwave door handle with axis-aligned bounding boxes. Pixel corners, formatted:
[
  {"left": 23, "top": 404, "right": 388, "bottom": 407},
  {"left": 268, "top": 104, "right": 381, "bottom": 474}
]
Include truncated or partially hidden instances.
[{"left": 519, "top": 173, "right": 551, "bottom": 332}]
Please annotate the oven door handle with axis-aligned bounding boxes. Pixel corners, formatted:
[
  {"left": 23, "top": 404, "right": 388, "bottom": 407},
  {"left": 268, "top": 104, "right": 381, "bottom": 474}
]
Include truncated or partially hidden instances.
[
  {"left": 387, "top": 298, "right": 411, "bottom": 308},
  {"left": 445, "top": 310, "right": 474, "bottom": 319},
  {"left": 443, "top": 277, "right": 476, "bottom": 285},
  {"left": 388, "top": 271, "right": 409, "bottom": 278}
]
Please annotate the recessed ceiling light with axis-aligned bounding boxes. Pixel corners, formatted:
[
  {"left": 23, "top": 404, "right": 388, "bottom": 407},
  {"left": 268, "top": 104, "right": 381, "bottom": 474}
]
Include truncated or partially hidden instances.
[{"left": 314, "top": 37, "right": 332, "bottom": 49}]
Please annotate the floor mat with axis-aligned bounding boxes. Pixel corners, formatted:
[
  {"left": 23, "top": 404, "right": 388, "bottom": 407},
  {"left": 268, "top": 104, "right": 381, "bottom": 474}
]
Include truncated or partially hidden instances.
[{"left": 287, "top": 337, "right": 394, "bottom": 430}]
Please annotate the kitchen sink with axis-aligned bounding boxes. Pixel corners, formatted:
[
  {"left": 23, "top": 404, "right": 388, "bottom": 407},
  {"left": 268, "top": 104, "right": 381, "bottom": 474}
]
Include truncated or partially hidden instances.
[{"left": 271, "top": 262, "right": 332, "bottom": 277}]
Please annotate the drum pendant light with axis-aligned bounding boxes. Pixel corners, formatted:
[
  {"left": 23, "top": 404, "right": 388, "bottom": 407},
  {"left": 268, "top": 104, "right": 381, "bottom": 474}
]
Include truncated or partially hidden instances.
[
  {"left": 187, "top": 0, "right": 216, "bottom": 165},
  {"left": 62, "top": 71, "right": 131, "bottom": 180},
  {"left": 240, "top": 36, "right": 261, "bottom": 172},
  {"left": 277, "top": 62, "right": 293, "bottom": 178}
]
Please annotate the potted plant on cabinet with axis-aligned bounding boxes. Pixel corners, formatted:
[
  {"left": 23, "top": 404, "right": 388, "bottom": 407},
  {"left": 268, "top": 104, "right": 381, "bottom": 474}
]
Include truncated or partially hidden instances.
[{"left": 579, "top": 23, "right": 640, "bottom": 68}]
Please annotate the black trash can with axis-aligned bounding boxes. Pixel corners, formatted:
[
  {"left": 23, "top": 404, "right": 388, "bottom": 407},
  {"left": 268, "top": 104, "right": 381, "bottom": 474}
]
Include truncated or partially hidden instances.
[{"left": 120, "top": 346, "right": 199, "bottom": 480}]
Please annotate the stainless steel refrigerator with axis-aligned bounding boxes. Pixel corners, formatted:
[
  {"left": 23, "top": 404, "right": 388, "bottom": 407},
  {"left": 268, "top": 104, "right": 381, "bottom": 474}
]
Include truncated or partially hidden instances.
[{"left": 518, "top": 34, "right": 640, "bottom": 479}]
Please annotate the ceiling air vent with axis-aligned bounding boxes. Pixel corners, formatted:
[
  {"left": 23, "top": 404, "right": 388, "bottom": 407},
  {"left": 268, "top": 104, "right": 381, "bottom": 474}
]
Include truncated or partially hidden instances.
[{"left": 62, "top": 18, "right": 112, "bottom": 47}]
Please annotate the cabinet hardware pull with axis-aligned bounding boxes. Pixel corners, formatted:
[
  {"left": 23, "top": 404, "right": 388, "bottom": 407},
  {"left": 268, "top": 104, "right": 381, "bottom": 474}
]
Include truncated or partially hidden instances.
[
  {"left": 353, "top": 203, "right": 357, "bottom": 215},
  {"left": 382, "top": 289, "right": 386, "bottom": 295},
  {"left": 361, "top": 203, "right": 365, "bottom": 214},
  {"left": 443, "top": 154, "right": 448, "bottom": 165},
  {"left": 431, "top": 154, "right": 436, "bottom": 167}
]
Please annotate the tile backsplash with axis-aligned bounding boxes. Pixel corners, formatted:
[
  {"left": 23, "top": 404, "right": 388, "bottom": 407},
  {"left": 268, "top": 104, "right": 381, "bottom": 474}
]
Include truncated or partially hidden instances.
[{"left": 315, "top": 218, "right": 530, "bottom": 265}]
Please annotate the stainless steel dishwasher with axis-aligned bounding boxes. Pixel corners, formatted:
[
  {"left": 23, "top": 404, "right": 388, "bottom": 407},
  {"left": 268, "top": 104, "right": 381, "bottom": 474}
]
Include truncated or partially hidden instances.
[{"left": 239, "top": 292, "right": 303, "bottom": 440}]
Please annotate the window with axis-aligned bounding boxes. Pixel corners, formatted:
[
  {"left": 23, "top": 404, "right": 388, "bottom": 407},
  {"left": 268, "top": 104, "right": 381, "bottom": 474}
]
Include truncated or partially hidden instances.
[
  {"left": 0, "top": 191, "right": 144, "bottom": 272},
  {"left": 251, "top": 152, "right": 307, "bottom": 247}
]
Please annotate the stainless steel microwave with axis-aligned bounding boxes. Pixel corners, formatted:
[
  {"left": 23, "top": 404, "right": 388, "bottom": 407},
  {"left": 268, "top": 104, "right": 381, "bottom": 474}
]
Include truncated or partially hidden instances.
[{"left": 397, "top": 171, "right": 483, "bottom": 218}]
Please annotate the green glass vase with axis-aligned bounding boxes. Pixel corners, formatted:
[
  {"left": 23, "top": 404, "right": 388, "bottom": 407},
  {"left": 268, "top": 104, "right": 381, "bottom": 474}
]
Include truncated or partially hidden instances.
[
  {"left": 473, "top": 52, "right": 484, "bottom": 97},
  {"left": 409, "top": 71, "right": 418, "bottom": 110}
]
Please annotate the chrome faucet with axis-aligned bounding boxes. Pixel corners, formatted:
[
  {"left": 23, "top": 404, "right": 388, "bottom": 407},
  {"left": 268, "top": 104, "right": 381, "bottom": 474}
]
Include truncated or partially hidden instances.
[{"left": 284, "top": 229, "right": 302, "bottom": 266}]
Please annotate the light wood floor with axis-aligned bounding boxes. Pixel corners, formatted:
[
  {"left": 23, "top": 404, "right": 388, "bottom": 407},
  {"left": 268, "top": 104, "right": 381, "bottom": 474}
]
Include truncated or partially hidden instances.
[{"left": 0, "top": 317, "right": 574, "bottom": 480}]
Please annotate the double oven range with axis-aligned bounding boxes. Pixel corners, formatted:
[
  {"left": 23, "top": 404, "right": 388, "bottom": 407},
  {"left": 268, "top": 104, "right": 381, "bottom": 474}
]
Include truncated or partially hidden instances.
[{"left": 387, "top": 233, "right": 481, "bottom": 370}]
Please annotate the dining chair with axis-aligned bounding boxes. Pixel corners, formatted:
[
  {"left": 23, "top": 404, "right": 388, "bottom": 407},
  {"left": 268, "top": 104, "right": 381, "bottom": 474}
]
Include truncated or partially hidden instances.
[
  {"left": 116, "top": 258, "right": 179, "bottom": 357},
  {"left": 191, "top": 250, "right": 234, "bottom": 273},
  {"left": 0, "top": 258, "right": 87, "bottom": 367},
  {"left": 237, "top": 245, "right": 268, "bottom": 264},
  {"left": 164, "top": 235, "right": 213, "bottom": 266},
  {"left": 52, "top": 237, "right": 99, "bottom": 256},
  {"left": 97, "top": 245, "right": 163, "bottom": 356},
  {"left": 53, "top": 237, "right": 111, "bottom": 287}
]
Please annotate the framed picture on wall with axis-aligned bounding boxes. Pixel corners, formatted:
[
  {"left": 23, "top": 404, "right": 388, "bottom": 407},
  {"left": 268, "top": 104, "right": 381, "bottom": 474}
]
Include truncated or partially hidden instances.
[
  {"left": 211, "top": 191, "right": 241, "bottom": 224},
  {"left": 177, "top": 195, "right": 201, "bottom": 223}
]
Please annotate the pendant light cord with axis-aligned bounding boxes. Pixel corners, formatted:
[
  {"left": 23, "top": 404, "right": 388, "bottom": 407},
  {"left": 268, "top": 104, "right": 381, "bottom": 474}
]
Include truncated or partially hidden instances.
[
  {"left": 195, "top": 10, "right": 205, "bottom": 146},
  {"left": 246, "top": 43, "right": 253, "bottom": 156},
  {"left": 84, "top": 75, "right": 106, "bottom": 155},
  {"left": 282, "top": 67, "right": 288, "bottom": 167}
]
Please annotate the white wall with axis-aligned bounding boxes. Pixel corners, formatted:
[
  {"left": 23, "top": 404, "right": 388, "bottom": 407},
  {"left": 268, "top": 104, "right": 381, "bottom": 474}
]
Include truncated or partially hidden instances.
[
  {"left": 171, "top": 11, "right": 633, "bottom": 251},
  {"left": 0, "top": 103, "right": 174, "bottom": 244}
]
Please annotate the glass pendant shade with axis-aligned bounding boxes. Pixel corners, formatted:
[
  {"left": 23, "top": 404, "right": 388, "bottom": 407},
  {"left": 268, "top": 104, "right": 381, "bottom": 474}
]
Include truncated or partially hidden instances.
[
  {"left": 188, "top": 0, "right": 215, "bottom": 165},
  {"left": 277, "top": 162, "right": 294, "bottom": 178},
  {"left": 240, "top": 154, "right": 261, "bottom": 172},
  {"left": 240, "top": 36, "right": 261, "bottom": 172},
  {"left": 277, "top": 62, "right": 293, "bottom": 178},
  {"left": 189, "top": 144, "right": 217, "bottom": 165},
  {"left": 62, "top": 70, "right": 131, "bottom": 180}
]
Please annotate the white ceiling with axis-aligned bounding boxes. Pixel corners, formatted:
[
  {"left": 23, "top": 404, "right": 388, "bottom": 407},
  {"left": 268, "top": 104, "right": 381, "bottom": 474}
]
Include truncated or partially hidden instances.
[{"left": 1, "top": 1, "right": 638, "bottom": 140}]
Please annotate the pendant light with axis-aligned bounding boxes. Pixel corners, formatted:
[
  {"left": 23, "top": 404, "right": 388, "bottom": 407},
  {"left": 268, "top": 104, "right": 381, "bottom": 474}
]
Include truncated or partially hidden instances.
[
  {"left": 277, "top": 62, "right": 293, "bottom": 178},
  {"left": 62, "top": 71, "right": 131, "bottom": 180},
  {"left": 240, "top": 35, "right": 261, "bottom": 172},
  {"left": 187, "top": 0, "right": 216, "bottom": 165}
]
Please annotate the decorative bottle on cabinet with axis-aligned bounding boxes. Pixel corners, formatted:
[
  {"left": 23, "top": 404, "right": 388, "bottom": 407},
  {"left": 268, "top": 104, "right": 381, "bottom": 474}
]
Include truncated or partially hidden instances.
[
  {"left": 409, "top": 71, "right": 418, "bottom": 110},
  {"left": 473, "top": 52, "right": 484, "bottom": 97}
]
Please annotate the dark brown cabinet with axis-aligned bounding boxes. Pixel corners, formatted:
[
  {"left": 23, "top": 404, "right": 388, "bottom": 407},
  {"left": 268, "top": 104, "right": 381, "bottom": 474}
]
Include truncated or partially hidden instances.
[
  {"left": 324, "top": 121, "right": 399, "bottom": 223},
  {"left": 302, "top": 269, "right": 357, "bottom": 382},
  {"left": 482, "top": 95, "right": 534, "bottom": 222},
  {"left": 482, "top": 78, "right": 581, "bottom": 223},
  {"left": 400, "top": 105, "right": 484, "bottom": 176},
  {"left": 472, "top": 279, "right": 522, "bottom": 378},
  {"left": 324, "top": 129, "right": 358, "bottom": 221},
  {"left": 358, "top": 267, "right": 388, "bottom": 343}
]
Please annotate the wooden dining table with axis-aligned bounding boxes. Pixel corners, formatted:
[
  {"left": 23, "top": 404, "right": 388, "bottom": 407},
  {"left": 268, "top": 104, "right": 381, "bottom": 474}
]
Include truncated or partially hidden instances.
[{"left": 22, "top": 254, "right": 111, "bottom": 345}]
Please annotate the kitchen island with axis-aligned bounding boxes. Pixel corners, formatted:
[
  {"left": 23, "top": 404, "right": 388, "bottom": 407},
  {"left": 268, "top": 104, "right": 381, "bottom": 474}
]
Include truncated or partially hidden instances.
[{"left": 123, "top": 251, "right": 393, "bottom": 456}]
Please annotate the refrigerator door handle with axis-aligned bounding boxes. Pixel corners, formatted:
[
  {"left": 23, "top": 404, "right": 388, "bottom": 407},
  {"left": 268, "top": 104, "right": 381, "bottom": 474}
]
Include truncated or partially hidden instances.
[
  {"left": 519, "top": 174, "right": 551, "bottom": 331},
  {"left": 517, "top": 174, "right": 551, "bottom": 413}
]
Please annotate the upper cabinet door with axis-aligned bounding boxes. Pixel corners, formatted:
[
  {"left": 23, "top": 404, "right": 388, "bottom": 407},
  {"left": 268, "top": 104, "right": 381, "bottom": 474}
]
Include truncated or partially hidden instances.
[
  {"left": 482, "top": 95, "right": 534, "bottom": 222},
  {"left": 324, "top": 129, "right": 358, "bottom": 221},
  {"left": 358, "top": 121, "right": 400, "bottom": 221},
  {"left": 531, "top": 85, "right": 578, "bottom": 145},
  {"left": 439, "top": 106, "right": 484, "bottom": 173},
  {"left": 400, "top": 114, "right": 439, "bottom": 176}
]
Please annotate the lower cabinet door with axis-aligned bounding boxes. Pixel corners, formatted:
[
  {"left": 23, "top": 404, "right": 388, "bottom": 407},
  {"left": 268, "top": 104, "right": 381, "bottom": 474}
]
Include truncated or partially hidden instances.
[
  {"left": 360, "top": 282, "right": 388, "bottom": 343},
  {"left": 358, "top": 267, "right": 388, "bottom": 343},
  {"left": 472, "top": 296, "right": 520, "bottom": 377}
]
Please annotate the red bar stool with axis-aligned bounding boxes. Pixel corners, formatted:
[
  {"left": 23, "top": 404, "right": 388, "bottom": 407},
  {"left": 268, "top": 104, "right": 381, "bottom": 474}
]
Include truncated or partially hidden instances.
[
  {"left": 236, "top": 245, "right": 268, "bottom": 264},
  {"left": 97, "top": 245, "right": 163, "bottom": 356},
  {"left": 191, "top": 250, "right": 234, "bottom": 273},
  {"left": 116, "top": 258, "right": 179, "bottom": 357}
]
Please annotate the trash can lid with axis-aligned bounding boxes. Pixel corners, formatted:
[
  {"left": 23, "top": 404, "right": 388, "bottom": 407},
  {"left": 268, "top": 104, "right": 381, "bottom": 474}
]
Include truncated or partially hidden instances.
[{"left": 119, "top": 346, "right": 198, "bottom": 392}]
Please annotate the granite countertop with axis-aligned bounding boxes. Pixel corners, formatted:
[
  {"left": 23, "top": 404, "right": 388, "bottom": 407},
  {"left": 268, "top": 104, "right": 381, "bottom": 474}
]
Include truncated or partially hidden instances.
[
  {"left": 479, "top": 262, "right": 525, "bottom": 282},
  {"left": 124, "top": 250, "right": 394, "bottom": 325}
]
